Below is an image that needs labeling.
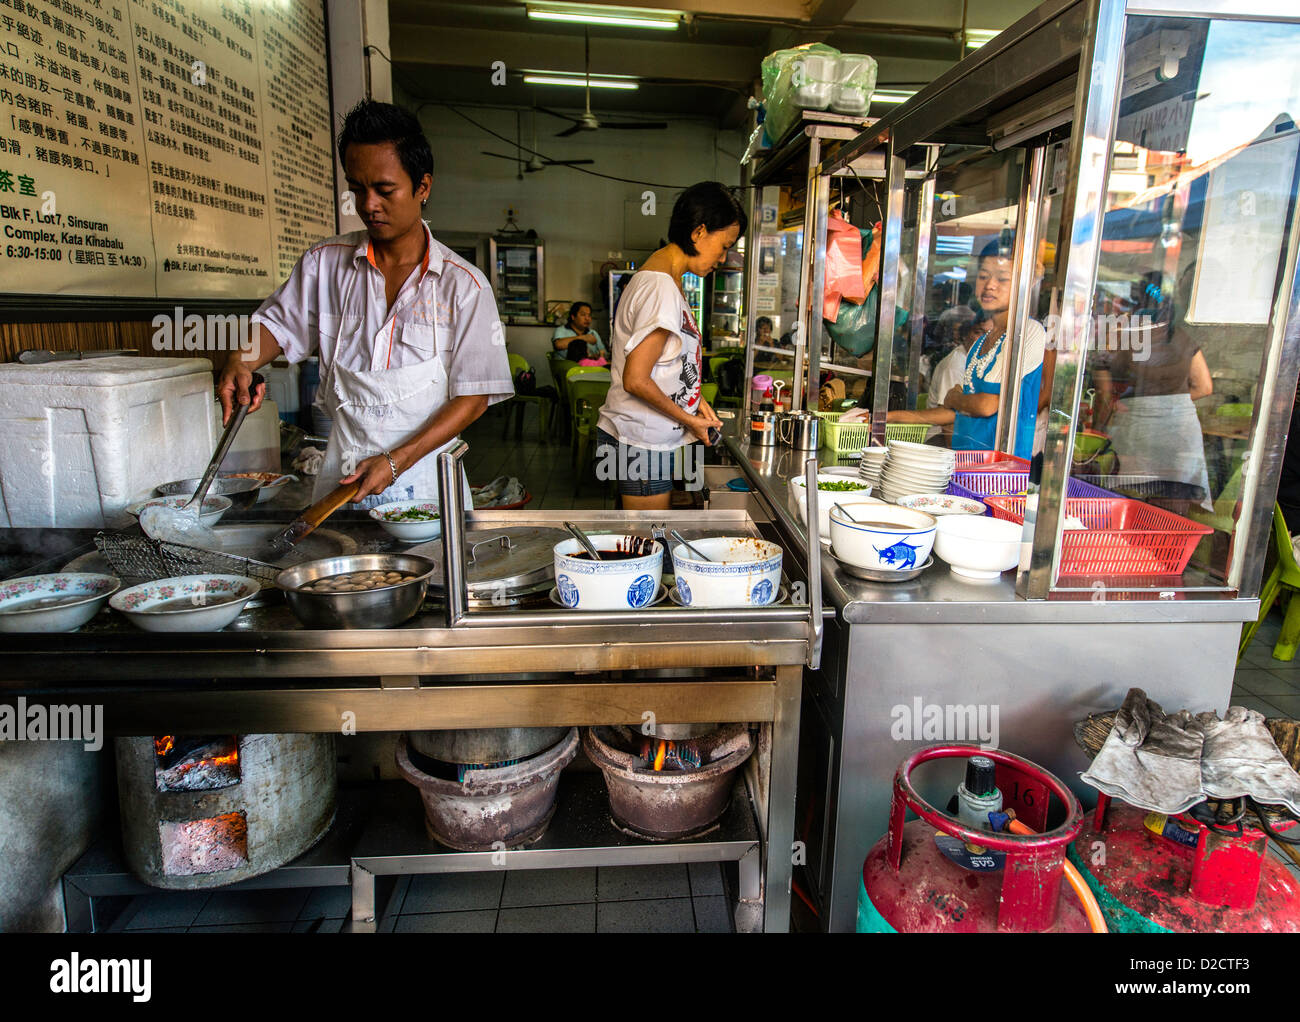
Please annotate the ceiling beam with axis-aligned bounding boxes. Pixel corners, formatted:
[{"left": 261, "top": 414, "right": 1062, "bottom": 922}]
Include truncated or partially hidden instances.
[{"left": 390, "top": 22, "right": 761, "bottom": 84}]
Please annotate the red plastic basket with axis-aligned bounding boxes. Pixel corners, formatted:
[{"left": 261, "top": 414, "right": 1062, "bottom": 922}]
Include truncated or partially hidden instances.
[
  {"left": 982, "top": 496, "right": 1212, "bottom": 577},
  {"left": 953, "top": 452, "right": 1030, "bottom": 471}
]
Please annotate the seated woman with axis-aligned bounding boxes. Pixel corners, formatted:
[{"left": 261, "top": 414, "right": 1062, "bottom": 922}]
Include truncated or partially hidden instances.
[
  {"left": 889, "top": 244, "right": 1045, "bottom": 460},
  {"left": 552, "top": 301, "right": 607, "bottom": 362},
  {"left": 596, "top": 181, "right": 740, "bottom": 510}
]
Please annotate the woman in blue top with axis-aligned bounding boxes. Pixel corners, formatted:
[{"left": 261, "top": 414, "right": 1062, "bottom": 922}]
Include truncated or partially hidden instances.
[{"left": 890, "top": 246, "right": 1044, "bottom": 460}]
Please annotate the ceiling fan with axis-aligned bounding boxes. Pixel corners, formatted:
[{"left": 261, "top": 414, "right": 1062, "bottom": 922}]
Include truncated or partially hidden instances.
[
  {"left": 538, "top": 29, "right": 668, "bottom": 137},
  {"left": 481, "top": 109, "right": 595, "bottom": 178}
]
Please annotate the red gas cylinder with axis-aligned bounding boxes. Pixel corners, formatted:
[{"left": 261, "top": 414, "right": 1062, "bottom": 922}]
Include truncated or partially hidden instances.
[
  {"left": 859, "top": 745, "right": 1092, "bottom": 932},
  {"left": 1068, "top": 793, "right": 1300, "bottom": 932}
]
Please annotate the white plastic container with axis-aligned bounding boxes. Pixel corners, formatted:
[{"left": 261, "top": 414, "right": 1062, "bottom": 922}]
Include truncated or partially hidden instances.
[
  {"left": 263, "top": 361, "right": 300, "bottom": 420},
  {"left": 210, "top": 399, "right": 281, "bottom": 474},
  {"left": 0, "top": 357, "right": 217, "bottom": 527}
]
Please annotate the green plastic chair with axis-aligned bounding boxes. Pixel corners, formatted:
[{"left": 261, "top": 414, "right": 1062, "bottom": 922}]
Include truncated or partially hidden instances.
[
  {"left": 708, "top": 355, "right": 742, "bottom": 408},
  {"left": 503, "top": 352, "right": 552, "bottom": 442},
  {"left": 701, "top": 382, "right": 718, "bottom": 407},
  {"left": 547, "top": 352, "right": 572, "bottom": 441},
  {"left": 565, "top": 364, "right": 610, "bottom": 382},
  {"left": 1240, "top": 504, "right": 1300, "bottom": 662},
  {"left": 568, "top": 378, "right": 611, "bottom": 494}
]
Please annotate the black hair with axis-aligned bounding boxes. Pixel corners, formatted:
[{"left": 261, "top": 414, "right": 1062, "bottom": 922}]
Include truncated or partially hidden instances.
[
  {"left": 337, "top": 99, "right": 434, "bottom": 192},
  {"left": 756, "top": 316, "right": 773, "bottom": 329},
  {"left": 567, "top": 301, "right": 592, "bottom": 325},
  {"left": 668, "top": 182, "right": 748, "bottom": 255},
  {"left": 978, "top": 239, "right": 1010, "bottom": 261}
]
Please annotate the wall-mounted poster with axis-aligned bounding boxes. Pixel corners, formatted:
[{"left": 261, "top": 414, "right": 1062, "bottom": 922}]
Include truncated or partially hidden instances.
[{"left": 0, "top": 0, "right": 335, "bottom": 302}]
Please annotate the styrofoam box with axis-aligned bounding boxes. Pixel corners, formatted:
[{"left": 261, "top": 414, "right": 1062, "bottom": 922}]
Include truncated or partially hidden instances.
[
  {"left": 209, "top": 397, "right": 280, "bottom": 474},
  {"left": 0, "top": 357, "right": 218, "bottom": 527}
]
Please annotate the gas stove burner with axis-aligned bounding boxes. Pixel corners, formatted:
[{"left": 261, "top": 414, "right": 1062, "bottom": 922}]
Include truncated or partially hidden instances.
[{"left": 584, "top": 724, "right": 756, "bottom": 839}]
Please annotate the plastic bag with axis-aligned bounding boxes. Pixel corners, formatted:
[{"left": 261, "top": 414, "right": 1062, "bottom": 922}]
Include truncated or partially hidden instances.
[
  {"left": 760, "top": 43, "right": 840, "bottom": 142},
  {"left": 822, "top": 211, "right": 866, "bottom": 321},
  {"left": 825, "top": 287, "right": 879, "bottom": 357},
  {"left": 829, "top": 54, "right": 878, "bottom": 114}
]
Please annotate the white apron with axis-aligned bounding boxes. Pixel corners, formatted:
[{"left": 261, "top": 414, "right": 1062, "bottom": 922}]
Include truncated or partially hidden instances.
[
  {"left": 314, "top": 320, "right": 470, "bottom": 511},
  {"left": 1106, "top": 393, "right": 1212, "bottom": 510}
]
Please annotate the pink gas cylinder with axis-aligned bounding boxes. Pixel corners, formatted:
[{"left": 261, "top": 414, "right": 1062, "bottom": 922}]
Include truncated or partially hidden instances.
[{"left": 859, "top": 745, "right": 1094, "bottom": 932}]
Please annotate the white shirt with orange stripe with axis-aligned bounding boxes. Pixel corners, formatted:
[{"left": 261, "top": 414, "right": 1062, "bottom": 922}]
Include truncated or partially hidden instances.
[{"left": 251, "top": 221, "right": 514, "bottom": 402}]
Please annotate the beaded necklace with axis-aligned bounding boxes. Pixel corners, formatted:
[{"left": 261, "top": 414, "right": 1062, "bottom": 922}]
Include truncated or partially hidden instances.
[{"left": 962, "top": 330, "right": 1007, "bottom": 392}]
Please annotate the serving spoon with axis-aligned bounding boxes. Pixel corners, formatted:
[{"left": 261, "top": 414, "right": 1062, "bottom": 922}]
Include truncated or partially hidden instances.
[
  {"left": 564, "top": 521, "right": 602, "bottom": 561},
  {"left": 670, "top": 529, "right": 712, "bottom": 562},
  {"left": 140, "top": 373, "right": 265, "bottom": 545}
]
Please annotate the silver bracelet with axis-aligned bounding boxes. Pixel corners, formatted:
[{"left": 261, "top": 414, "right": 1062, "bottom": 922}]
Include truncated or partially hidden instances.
[{"left": 383, "top": 451, "right": 398, "bottom": 486}]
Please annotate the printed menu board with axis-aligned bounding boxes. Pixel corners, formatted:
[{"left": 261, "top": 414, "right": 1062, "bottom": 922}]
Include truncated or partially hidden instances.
[{"left": 0, "top": 0, "right": 335, "bottom": 300}]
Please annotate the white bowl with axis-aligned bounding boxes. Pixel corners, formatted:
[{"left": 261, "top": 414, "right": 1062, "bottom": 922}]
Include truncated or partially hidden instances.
[
  {"left": 224, "top": 472, "right": 297, "bottom": 504},
  {"left": 790, "top": 475, "right": 876, "bottom": 539},
  {"left": 0, "top": 573, "right": 120, "bottom": 632},
  {"left": 128, "top": 495, "right": 232, "bottom": 527},
  {"left": 370, "top": 499, "right": 443, "bottom": 542},
  {"left": 896, "top": 493, "right": 986, "bottom": 516},
  {"left": 553, "top": 535, "right": 663, "bottom": 610},
  {"left": 934, "top": 514, "right": 1023, "bottom": 580},
  {"left": 828, "top": 505, "right": 936, "bottom": 573},
  {"left": 110, "top": 574, "right": 260, "bottom": 631},
  {"left": 671, "top": 537, "right": 783, "bottom": 608}
]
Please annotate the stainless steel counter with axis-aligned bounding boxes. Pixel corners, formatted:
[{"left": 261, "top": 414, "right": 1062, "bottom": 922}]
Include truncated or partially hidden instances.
[
  {"left": 0, "top": 497, "right": 811, "bottom": 933},
  {"left": 0, "top": 509, "right": 813, "bottom": 681},
  {"left": 724, "top": 432, "right": 1256, "bottom": 932}
]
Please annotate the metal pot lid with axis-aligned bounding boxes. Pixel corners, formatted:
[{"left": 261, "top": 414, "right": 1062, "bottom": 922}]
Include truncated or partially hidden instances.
[{"left": 413, "top": 526, "right": 566, "bottom": 593}]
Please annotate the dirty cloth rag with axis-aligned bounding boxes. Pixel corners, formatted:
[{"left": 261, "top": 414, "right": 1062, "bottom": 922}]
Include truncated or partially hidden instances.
[{"left": 1080, "top": 687, "right": 1300, "bottom": 816}]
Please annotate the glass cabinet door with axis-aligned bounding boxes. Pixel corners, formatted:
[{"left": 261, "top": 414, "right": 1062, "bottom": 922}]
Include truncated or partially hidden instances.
[{"left": 1059, "top": 13, "right": 1300, "bottom": 589}]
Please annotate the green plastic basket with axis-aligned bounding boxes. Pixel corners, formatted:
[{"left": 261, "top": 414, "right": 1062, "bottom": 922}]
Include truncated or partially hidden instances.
[{"left": 814, "top": 413, "right": 929, "bottom": 455}]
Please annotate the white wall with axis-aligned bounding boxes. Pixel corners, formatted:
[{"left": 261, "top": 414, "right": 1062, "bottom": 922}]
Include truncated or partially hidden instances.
[{"left": 410, "top": 104, "right": 744, "bottom": 379}]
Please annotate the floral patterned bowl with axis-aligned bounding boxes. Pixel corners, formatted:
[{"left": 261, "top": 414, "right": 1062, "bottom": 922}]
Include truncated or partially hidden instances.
[
  {"left": 109, "top": 574, "right": 259, "bottom": 632},
  {"left": 895, "top": 493, "right": 987, "bottom": 516},
  {"left": 0, "top": 573, "right": 121, "bottom": 632}
]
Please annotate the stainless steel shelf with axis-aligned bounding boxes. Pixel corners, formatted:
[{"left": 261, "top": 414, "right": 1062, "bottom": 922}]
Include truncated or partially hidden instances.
[{"left": 350, "top": 771, "right": 760, "bottom": 932}]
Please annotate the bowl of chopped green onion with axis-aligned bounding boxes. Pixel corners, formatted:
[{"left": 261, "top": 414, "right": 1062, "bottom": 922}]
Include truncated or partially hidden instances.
[
  {"left": 788, "top": 474, "right": 881, "bottom": 543},
  {"left": 369, "top": 500, "right": 443, "bottom": 542}
]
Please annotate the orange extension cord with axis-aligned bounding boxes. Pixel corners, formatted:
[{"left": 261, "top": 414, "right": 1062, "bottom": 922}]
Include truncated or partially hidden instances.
[{"left": 1006, "top": 818, "right": 1109, "bottom": 933}]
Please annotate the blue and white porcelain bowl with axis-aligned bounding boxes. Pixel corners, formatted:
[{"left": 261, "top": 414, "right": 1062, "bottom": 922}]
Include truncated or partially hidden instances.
[
  {"left": 670, "top": 537, "right": 783, "bottom": 608},
  {"left": 828, "top": 504, "right": 936, "bottom": 573},
  {"left": 552, "top": 535, "right": 663, "bottom": 610}
]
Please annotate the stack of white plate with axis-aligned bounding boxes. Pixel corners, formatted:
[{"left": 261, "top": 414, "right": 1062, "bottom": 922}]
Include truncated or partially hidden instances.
[
  {"left": 879, "top": 440, "right": 956, "bottom": 502},
  {"left": 858, "top": 445, "right": 889, "bottom": 489}
]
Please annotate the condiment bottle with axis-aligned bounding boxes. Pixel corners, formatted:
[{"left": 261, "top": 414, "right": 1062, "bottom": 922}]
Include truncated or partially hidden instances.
[{"left": 759, "top": 387, "right": 774, "bottom": 413}]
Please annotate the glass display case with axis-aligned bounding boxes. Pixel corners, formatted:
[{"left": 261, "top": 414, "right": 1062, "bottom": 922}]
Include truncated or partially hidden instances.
[
  {"left": 740, "top": 110, "right": 879, "bottom": 413},
  {"left": 488, "top": 237, "right": 546, "bottom": 325},
  {"left": 820, "top": 0, "right": 1300, "bottom": 601}
]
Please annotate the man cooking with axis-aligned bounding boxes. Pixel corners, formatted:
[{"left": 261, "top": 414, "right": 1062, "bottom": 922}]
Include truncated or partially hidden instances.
[{"left": 217, "top": 100, "right": 514, "bottom": 508}]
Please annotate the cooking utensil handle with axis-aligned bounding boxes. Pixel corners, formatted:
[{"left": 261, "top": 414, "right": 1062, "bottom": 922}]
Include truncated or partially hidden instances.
[
  {"left": 300, "top": 480, "right": 362, "bottom": 530},
  {"left": 438, "top": 440, "right": 470, "bottom": 626},
  {"left": 192, "top": 371, "right": 265, "bottom": 508},
  {"left": 564, "top": 521, "right": 602, "bottom": 561},
  {"left": 805, "top": 455, "right": 824, "bottom": 670}
]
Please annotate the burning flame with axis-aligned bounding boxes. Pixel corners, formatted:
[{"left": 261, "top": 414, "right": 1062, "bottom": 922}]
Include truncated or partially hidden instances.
[
  {"left": 155, "top": 735, "right": 174, "bottom": 757},
  {"left": 653, "top": 740, "right": 666, "bottom": 772},
  {"left": 170, "top": 750, "right": 239, "bottom": 781}
]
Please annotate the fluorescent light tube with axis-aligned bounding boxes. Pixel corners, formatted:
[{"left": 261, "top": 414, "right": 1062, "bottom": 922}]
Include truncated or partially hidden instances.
[
  {"left": 523, "top": 74, "right": 639, "bottom": 90},
  {"left": 526, "top": 3, "right": 681, "bottom": 30}
]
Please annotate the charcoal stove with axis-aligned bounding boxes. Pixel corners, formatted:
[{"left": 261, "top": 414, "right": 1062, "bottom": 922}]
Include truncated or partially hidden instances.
[
  {"left": 115, "top": 733, "right": 336, "bottom": 889},
  {"left": 584, "top": 723, "right": 756, "bottom": 839}
]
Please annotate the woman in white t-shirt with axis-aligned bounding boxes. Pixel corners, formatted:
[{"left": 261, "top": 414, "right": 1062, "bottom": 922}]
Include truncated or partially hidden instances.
[{"left": 597, "top": 182, "right": 745, "bottom": 509}]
